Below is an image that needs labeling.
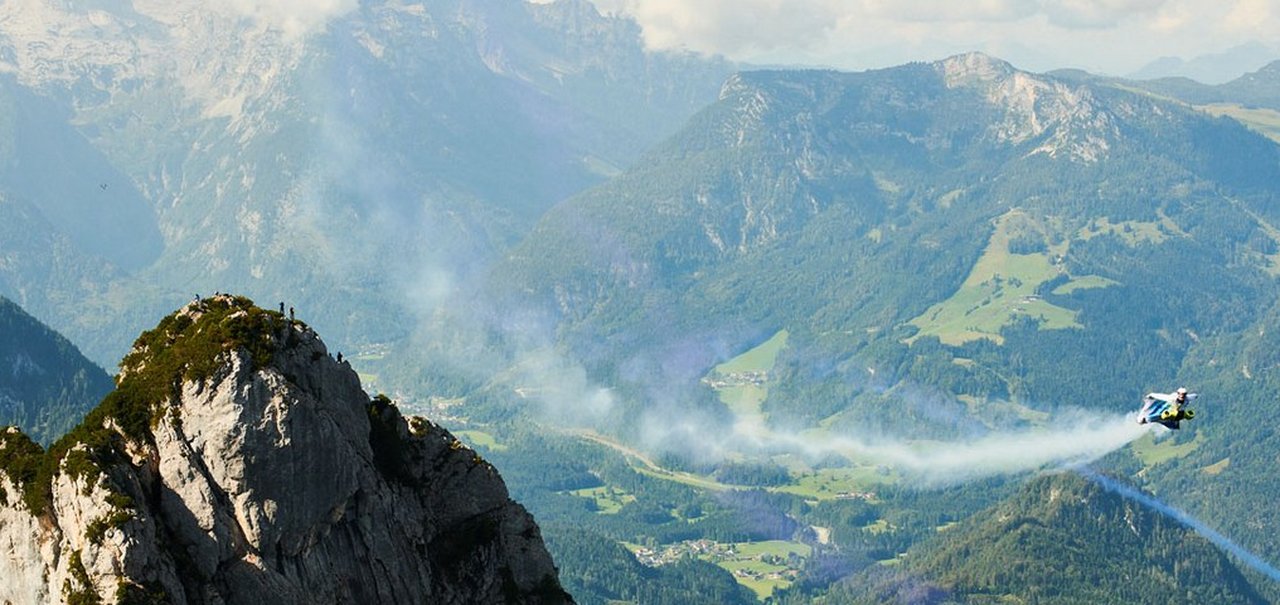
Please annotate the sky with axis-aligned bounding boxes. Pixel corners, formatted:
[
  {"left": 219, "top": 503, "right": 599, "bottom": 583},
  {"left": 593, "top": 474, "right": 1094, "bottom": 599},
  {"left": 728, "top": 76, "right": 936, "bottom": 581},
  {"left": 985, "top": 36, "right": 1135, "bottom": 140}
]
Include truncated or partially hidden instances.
[{"left": 579, "top": 0, "right": 1280, "bottom": 80}]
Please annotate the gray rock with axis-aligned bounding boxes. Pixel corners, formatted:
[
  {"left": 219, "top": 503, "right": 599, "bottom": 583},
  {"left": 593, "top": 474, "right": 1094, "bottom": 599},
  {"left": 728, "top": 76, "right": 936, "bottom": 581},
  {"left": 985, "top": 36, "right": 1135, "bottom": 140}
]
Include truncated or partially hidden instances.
[{"left": 0, "top": 296, "right": 571, "bottom": 604}]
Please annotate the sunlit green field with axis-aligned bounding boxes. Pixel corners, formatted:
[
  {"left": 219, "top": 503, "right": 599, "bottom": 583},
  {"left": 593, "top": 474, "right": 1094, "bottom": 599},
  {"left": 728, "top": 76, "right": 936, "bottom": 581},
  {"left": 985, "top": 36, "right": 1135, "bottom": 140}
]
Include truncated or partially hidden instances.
[
  {"left": 716, "top": 384, "right": 768, "bottom": 417},
  {"left": 771, "top": 466, "right": 897, "bottom": 500},
  {"left": 714, "top": 330, "right": 789, "bottom": 375},
  {"left": 568, "top": 486, "right": 636, "bottom": 514},
  {"left": 908, "top": 211, "right": 1082, "bottom": 345},
  {"left": 1052, "top": 274, "right": 1119, "bottom": 295},
  {"left": 709, "top": 541, "right": 812, "bottom": 600},
  {"left": 1198, "top": 103, "right": 1280, "bottom": 143},
  {"left": 1129, "top": 430, "right": 1203, "bottom": 467},
  {"left": 708, "top": 330, "right": 788, "bottom": 419},
  {"left": 454, "top": 429, "right": 509, "bottom": 452}
]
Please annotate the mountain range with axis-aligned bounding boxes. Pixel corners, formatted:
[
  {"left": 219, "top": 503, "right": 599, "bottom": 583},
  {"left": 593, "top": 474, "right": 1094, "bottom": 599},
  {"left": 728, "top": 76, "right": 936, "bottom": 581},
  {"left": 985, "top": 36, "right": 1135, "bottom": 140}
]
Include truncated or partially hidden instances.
[
  {"left": 6, "top": 0, "right": 1280, "bottom": 602},
  {"left": 1127, "top": 42, "right": 1277, "bottom": 85},
  {"left": 0, "top": 0, "right": 732, "bottom": 369}
]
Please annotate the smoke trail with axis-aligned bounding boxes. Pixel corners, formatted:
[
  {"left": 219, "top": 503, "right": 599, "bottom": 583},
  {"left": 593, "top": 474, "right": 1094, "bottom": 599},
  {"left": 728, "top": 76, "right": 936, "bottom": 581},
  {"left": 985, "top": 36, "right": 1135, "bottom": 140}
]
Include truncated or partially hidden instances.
[
  {"left": 1083, "top": 470, "right": 1280, "bottom": 583},
  {"left": 642, "top": 407, "right": 1154, "bottom": 485},
  {"left": 809, "top": 413, "right": 1151, "bottom": 484}
]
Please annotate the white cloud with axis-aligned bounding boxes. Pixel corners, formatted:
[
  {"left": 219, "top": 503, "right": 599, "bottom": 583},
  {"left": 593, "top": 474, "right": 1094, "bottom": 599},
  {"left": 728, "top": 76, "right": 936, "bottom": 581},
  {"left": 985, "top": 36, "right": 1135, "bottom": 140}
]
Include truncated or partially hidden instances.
[
  {"left": 226, "top": 0, "right": 359, "bottom": 38},
  {"left": 1224, "top": 0, "right": 1280, "bottom": 36},
  {"left": 594, "top": 0, "right": 845, "bottom": 56},
  {"left": 861, "top": 0, "right": 1039, "bottom": 23},
  {"left": 585, "top": 0, "right": 1279, "bottom": 78},
  {"left": 1042, "top": 0, "right": 1168, "bottom": 28}
]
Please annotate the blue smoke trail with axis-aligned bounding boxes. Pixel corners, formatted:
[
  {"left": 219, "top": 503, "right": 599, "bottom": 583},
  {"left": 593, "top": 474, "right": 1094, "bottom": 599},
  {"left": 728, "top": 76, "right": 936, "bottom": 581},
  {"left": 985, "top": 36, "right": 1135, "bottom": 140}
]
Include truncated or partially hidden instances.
[{"left": 1081, "top": 469, "right": 1280, "bottom": 583}]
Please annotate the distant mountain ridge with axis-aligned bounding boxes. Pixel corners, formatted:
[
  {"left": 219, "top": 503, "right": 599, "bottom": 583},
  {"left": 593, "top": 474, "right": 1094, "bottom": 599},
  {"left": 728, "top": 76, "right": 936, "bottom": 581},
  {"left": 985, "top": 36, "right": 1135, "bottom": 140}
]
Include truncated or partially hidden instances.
[
  {"left": 1127, "top": 42, "right": 1277, "bottom": 85},
  {"left": 1125, "top": 59, "right": 1280, "bottom": 110},
  {"left": 0, "top": 296, "right": 111, "bottom": 444}
]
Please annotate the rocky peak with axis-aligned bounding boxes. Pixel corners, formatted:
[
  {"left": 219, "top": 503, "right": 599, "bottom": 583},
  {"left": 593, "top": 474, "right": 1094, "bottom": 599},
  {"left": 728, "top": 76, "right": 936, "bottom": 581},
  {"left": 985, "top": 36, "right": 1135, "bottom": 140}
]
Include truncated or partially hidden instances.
[
  {"left": 0, "top": 294, "right": 571, "bottom": 604},
  {"left": 936, "top": 52, "right": 1117, "bottom": 162},
  {"left": 936, "top": 51, "right": 1016, "bottom": 87}
]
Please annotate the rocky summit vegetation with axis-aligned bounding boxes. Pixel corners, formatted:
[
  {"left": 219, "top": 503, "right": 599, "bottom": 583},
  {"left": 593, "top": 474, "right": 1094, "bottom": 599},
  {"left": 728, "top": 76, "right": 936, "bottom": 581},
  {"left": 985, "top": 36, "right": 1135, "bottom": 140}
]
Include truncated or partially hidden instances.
[{"left": 0, "top": 294, "right": 571, "bottom": 604}]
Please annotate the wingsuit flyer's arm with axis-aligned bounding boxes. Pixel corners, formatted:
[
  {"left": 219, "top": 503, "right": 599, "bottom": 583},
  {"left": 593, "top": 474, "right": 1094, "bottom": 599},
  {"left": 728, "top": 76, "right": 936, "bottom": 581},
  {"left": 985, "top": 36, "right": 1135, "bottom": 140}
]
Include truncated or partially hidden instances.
[{"left": 1147, "top": 392, "right": 1175, "bottom": 403}]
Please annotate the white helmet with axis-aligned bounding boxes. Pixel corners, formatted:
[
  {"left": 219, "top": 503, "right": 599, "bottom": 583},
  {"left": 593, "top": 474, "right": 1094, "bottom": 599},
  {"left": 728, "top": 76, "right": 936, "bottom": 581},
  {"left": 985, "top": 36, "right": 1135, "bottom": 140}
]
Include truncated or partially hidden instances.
[{"left": 1176, "top": 387, "right": 1188, "bottom": 395}]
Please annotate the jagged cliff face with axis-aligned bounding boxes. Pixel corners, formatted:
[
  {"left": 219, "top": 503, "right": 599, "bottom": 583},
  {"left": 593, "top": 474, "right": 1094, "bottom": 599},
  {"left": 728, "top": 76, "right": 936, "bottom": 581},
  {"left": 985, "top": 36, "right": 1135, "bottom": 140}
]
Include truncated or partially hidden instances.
[{"left": 0, "top": 295, "right": 570, "bottom": 604}]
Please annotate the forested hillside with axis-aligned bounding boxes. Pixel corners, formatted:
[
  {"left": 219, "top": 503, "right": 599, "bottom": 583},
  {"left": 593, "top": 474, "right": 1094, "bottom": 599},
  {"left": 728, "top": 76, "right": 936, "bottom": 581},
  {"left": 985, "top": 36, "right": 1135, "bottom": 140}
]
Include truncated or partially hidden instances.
[
  {"left": 0, "top": 296, "right": 111, "bottom": 443},
  {"left": 490, "top": 52, "right": 1280, "bottom": 433},
  {"left": 821, "top": 473, "right": 1266, "bottom": 604},
  {"left": 466, "top": 52, "right": 1280, "bottom": 590}
]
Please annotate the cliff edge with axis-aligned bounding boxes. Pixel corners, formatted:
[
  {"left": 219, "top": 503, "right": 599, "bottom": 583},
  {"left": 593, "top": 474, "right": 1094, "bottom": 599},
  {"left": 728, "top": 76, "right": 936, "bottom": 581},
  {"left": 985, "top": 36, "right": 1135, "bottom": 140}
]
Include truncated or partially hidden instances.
[{"left": 0, "top": 294, "right": 571, "bottom": 604}]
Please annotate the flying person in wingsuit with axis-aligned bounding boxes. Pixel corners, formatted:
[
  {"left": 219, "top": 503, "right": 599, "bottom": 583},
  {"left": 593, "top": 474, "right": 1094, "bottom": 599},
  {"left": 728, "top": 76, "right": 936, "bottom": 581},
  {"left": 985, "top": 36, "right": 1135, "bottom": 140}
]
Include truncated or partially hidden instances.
[{"left": 1137, "top": 387, "right": 1197, "bottom": 429}]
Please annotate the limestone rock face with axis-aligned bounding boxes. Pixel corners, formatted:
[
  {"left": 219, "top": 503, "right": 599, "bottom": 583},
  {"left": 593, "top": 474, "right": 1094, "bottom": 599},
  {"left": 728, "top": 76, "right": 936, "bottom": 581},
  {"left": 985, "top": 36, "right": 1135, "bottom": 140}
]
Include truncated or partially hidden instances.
[{"left": 0, "top": 295, "right": 571, "bottom": 604}]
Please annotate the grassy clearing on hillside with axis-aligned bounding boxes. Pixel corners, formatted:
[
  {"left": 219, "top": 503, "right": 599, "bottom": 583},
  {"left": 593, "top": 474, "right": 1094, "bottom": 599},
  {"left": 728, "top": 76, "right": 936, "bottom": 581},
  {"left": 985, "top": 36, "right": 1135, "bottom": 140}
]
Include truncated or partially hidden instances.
[
  {"left": 956, "top": 395, "right": 1052, "bottom": 428},
  {"left": 712, "top": 541, "right": 811, "bottom": 600},
  {"left": 771, "top": 466, "right": 897, "bottom": 500},
  {"left": 1198, "top": 103, "right": 1280, "bottom": 143},
  {"left": 908, "top": 211, "right": 1082, "bottom": 345},
  {"left": 1202, "top": 458, "right": 1230, "bottom": 476},
  {"left": 628, "top": 539, "right": 811, "bottom": 601},
  {"left": 714, "top": 330, "right": 789, "bottom": 374},
  {"left": 454, "top": 429, "right": 508, "bottom": 452},
  {"left": 707, "top": 330, "right": 789, "bottom": 419},
  {"left": 568, "top": 485, "right": 636, "bottom": 514},
  {"left": 1052, "top": 274, "right": 1119, "bottom": 295},
  {"left": 1076, "top": 216, "right": 1169, "bottom": 246},
  {"left": 863, "top": 519, "right": 893, "bottom": 534},
  {"left": 634, "top": 465, "right": 736, "bottom": 491},
  {"left": 1130, "top": 431, "right": 1203, "bottom": 467},
  {"left": 716, "top": 384, "right": 768, "bottom": 418}
]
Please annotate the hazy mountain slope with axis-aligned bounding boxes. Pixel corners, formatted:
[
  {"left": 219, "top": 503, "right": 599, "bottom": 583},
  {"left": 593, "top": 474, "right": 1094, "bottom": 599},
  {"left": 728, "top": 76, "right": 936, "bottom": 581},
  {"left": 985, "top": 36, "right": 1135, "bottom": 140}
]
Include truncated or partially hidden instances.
[
  {"left": 1113, "top": 59, "right": 1280, "bottom": 111},
  {"left": 0, "top": 295, "right": 570, "bottom": 603},
  {"left": 478, "top": 53, "right": 1280, "bottom": 576},
  {"left": 0, "top": 76, "right": 173, "bottom": 354},
  {"left": 826, "top": 473, "right": 1265, "bottom": 604},
  {"left": 0, "top": 0, "right": 733, "bottom": 367},
  {"left": 1127, "top": 42, "right": 1276, "bottom": 85},
  {"left": 493, "top": 52, "right": 1280, "bottom": 429},
  {"left": 0, "top": 76, "right": 162, "bottom": 271},
  {"left": 0, "top": 296, "right": 111, "bottom": 444}
]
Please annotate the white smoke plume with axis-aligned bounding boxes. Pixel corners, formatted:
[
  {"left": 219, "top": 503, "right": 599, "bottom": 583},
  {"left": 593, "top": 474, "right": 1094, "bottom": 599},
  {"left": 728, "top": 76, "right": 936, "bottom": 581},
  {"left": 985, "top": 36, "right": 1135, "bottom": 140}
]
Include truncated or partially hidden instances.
[
  {"left": 791, "top": 412, "right": 1152, "bottom": 484},
  {"left": 636, "top": 400, "right": 1154, "bottom": 486}
]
